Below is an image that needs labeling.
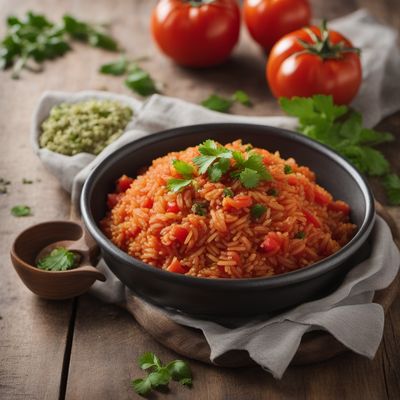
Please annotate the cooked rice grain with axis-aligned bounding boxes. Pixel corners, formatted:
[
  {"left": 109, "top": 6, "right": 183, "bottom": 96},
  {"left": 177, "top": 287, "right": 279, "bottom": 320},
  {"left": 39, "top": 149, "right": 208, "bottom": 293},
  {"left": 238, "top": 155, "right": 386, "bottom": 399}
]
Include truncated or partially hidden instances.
[{"left": 101, "top": 140, "right": 356, "bottom": 278}]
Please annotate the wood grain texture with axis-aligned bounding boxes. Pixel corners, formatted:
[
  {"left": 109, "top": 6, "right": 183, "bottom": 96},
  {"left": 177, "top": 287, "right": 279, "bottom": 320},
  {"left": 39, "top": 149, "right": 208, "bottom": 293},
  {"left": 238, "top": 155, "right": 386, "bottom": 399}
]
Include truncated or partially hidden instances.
[{"left": 0, "top": 0, "right": 399, "bottom": 399}]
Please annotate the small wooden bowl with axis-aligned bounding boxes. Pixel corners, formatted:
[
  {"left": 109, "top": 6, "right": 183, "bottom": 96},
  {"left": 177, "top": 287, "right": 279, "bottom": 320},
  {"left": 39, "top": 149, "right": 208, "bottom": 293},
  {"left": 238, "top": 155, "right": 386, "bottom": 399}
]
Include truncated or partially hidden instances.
[{"left": 10, "top": 221, "right": 106, "bottom": 300}]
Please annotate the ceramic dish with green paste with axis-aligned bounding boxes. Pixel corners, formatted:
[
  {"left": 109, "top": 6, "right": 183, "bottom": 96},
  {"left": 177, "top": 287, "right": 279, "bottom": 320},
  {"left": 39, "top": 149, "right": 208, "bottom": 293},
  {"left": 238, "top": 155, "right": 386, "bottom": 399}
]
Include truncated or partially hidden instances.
[{"left": 39, "top": 99, "right": 133, "bottom": 156}]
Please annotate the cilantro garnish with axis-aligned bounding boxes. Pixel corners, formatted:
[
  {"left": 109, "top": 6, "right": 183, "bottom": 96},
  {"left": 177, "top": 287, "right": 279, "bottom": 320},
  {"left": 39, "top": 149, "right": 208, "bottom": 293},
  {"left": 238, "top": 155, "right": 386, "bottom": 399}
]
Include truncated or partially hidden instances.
[
  {"left": 284, "top": 165, "right": 293, "bottom": 174},
  {"left": 131, "top": 352, "right": 192, "bottom": 396},
  {"left": 37, "top": 247, "right": 80, "bottom": 271},
  {"left": 167, "top": 179, "right": 193, "bottom": 193},
  {"left": 192, "top": 140, "right": 271, "bottom": 189},
  {"left": 223, "top": 188, "right": 234, "bottom": 197},
  {"left": 267, "top": 188, "right": 278, "bottom": 197},
  {"left": 294, "top": 231, "right": 306, "bottom": 239},
  {"left": 232, "top": 152, "right": 272, "bottom": 188},
  {"left": 193, "top": 140, "right": 232, "bottom": 178},
  {"left": 166, "top": 160, "right": 196, "bottom": 193},
  {"left": 11, "top": 205, "right": 31, "bottom": 217},
  {"left": 232, "top": 90, "right": 252, "bottom": 107},
  {"left": 201, "top": 90, "right": 253, "bottom": 113},
  {"left": 191, "top": 201, "right": 208, "bottom": 216},
  {"left": 280, "top": 95, "right": 399, "bottom": 204},
  {"left": 201, "top": 94, "right": 233, "bottom": 113},
  {"left": 0, "top": 12, "right": 119, "bottom": 79},
  {"left": 125, "top": 64, "right": 158, "bottom": 96},
  {"left": 250, "top": 204, "right": 267, "bottom": 220},
  {"left": 172, "top": 159, "right": 195, "bottom": 177},
  {"left": 99, "top": 56, "right": 128, "bottom": 76}
]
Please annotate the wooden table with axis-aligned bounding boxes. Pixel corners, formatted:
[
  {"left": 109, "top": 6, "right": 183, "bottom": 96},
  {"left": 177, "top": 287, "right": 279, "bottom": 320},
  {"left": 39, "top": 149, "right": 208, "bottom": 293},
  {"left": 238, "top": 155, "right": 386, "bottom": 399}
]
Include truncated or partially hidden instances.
[{"left": 1, "top": 1, "right": 399, "bottom": 399}]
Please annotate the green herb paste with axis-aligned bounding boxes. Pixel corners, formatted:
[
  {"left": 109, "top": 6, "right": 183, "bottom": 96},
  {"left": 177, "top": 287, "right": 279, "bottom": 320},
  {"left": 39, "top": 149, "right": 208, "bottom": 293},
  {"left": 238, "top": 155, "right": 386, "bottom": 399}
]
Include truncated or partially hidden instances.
[{"left": 39, "top": 100, "right": 133, "bottom": 155}]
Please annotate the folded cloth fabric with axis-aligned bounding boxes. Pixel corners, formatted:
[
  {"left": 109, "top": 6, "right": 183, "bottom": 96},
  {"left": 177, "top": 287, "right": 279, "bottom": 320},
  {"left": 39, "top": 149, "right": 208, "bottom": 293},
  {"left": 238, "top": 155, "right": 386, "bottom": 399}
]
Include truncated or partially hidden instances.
[
  {"left": 330, "top": 10, "right": 400, "bottom": 128},
  {"left": 30, "top": 10, "right": 400, "bottom": 195},
  {"left": 91, "top": 215, "right": 399, "bottom": 378},
  {"left": 29, "top": 9, "right": 400, "bottom": 379}
]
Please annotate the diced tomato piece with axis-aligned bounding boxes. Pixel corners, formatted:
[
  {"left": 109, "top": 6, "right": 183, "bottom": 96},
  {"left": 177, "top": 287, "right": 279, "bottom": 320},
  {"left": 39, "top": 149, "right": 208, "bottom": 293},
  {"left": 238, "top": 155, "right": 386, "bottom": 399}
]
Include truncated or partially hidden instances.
[
  {"left": 116, "top": 175, "right": 133, "bottom": 193},
  {"left": 287, "top": 175, "right": 298, "bottom": 185},
  {"left": 223, "top": 194, "right": 253, "bottom": 211},
  {"left": 173, "top": 226, "right": 189, "bottom": 244},
  {"left": 260, "top": 232, "right": 281, "bottom": 254},
  {"left": 303, "top": 209, "right": 321, "bottom": 228},
  {"left": 167, "top": 201, "right": 180, "bottom": 213},
  {"left": 167, "top": 258, "right": 186, "bottom": 274},
  {"left": 142, "top": 197, "right": 153, "bottom": 208},
  {"left": 107, "top": 193, "right": 120, "bottom": 209},
  {"left": 328, "top": 200, "right": 350, "bottom": 215},
  {"left": 314, "top": 188, "right": 332, "bottom": 206}
]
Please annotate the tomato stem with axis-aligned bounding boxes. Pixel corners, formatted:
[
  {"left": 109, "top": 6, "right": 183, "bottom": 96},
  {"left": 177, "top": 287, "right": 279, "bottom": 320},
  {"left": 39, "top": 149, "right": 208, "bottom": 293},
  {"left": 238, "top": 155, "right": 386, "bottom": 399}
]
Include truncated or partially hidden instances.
[{"left": 298, "top": 20, "right": 361, "bottom": 60}]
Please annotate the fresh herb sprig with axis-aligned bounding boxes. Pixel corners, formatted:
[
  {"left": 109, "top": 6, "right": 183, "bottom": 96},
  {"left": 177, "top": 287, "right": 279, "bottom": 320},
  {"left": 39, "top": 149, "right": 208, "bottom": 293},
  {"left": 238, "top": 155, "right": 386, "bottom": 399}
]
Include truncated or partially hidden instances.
[
  {"left": 11, "top": 205, "right": 31, "bottom": 217},
  {"left": 280, "top": 95, "right": 400, "bottom": 205},
  {"left": 37, "top": 247, "right": 80, "bottom": 271},
  {"left": 230, "top": 150, "right": 271, "bottom": 188},
  {"left": 167, "top": 140, "right": 272, "bottom": 192},
  {"left": 167, "top": 159, "right": 196, "bottom": 193},
  {"left": 0, "top": 11, "right": 119, "bottom": 79},
  {"left": 131, "top": 352, "right": 192, "bottom": 396},
  {"left": 201, "top": 90, "right": 252, "bottom": 113},
  {"left": 99, "top": 57, "right": 159, "bottom": 97}
]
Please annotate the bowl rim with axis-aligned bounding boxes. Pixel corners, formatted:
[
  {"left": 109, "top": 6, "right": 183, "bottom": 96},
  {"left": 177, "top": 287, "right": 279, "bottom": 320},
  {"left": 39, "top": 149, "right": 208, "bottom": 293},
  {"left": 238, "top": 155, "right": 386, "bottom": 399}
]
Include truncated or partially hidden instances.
[{"left": 80, "top": 122, "right": 375, "bottom": 289}]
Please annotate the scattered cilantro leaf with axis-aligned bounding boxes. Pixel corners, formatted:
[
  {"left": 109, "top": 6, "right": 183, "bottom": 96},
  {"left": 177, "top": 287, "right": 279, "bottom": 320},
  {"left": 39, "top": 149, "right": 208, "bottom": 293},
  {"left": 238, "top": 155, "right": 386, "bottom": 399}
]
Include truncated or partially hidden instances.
[
  {"left": 166, "top": 360, "right": 192, "bottom": 385},
  {"left": 125, "top": 64, "right": 158, "bottom": 96},
  {"left": 279, "top": 95, "right": 397, "bottom": 203},
  {"left": 139, "top": 352, "right": 162, "bottom": 370},
  {"left": 267, "top": 188, "right": 278, "bottom": 196},
  {"left": 37, "top": 247, "right": 79, "bottom": 271},
  {"left": 148, "top": 369, "right": 171, "bottom": 387},
  {"left": 201, "top": 90, "right": 253, "bottom": 112},
  {"left": 11, "top": 205, "right": 31, "bottom": 217},
  {"left": 99, "top": 56, "right": 127, "bottom": 75},
  {"left": 194, "top": 140, "right": 232, "bottom": 180},
  {"left": 191, "top": 202, "right": 208, "bottom": 216},
  {"left": 240, "top": 168, "right": 260, "bottom": 188},
  {"left": 22, "top": 178, "right": 33, "bottom": 184},
  {"left": 131, "top": 353, "right": 192, "bottom": 396},
  {"left": 232, "top": 90, "right": 252, "bottom": 107},
  {"left": 250, "top": 204, "right": 267, "bottom": 219},
  {"left": 193, "top": 140, "right": 271, "bottom": 188},
  {"left": 167, "top": 178, "right": 193, "bottom": 193},
  {"left": 383, "top": 174, "right": 400, "bottom": 205},
  {"left": 201, "top": 94, "right": 233, "bottom": 113},
  {"left": 1, "top": 11, "right": 119, "bottom": 78},
  {"left": 294, "top": 231, "right": 306, "bottom": 239},
  {"left": 131, "top": 378, "right": 152, "bottom": 396},
  {"left": 172, "top": 160, "right": 194, "bottom": 178},
  {"left": 62, "top": 15, "right": 118, "bottom": 51},
  {"left": 223, "top": 188, "right": 234, "bottom": 197},
  {"left": 284, "top": 165, "right": 293, "bottom": 174}
]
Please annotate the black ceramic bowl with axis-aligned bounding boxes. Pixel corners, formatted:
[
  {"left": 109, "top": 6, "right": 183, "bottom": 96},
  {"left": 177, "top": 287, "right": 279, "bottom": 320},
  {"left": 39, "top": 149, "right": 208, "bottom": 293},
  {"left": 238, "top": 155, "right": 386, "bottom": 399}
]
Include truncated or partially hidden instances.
[{"left": 81, "top": 123, "right": 375, "bottom": 318}]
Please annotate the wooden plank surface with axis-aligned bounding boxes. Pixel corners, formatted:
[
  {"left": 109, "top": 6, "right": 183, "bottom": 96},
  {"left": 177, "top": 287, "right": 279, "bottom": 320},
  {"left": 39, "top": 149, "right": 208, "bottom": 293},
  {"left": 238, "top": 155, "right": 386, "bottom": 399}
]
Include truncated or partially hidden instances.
[{"left": 0, "top": 0, "right": 399, "bottom": 399}]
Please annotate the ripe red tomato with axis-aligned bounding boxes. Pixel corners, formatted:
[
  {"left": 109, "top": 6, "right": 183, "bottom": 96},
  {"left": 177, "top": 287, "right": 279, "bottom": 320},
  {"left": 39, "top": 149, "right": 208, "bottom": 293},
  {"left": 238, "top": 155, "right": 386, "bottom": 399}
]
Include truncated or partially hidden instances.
[
  {"left": 266, "top": 23, "right": 362, "bottom": 104},
  {"left": 151, "top": 0, "right": 240, "bottom": 67},
  {"left": 243, "top": 0, "right": 311, "bottom": 52}
]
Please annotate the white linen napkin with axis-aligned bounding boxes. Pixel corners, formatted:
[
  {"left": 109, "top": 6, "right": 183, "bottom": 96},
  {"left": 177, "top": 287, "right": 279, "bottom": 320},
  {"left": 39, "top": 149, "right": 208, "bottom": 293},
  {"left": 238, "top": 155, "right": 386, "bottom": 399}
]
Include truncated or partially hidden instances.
[{"left": 30, "top": 10, "right": 400, "bottom": 378}]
